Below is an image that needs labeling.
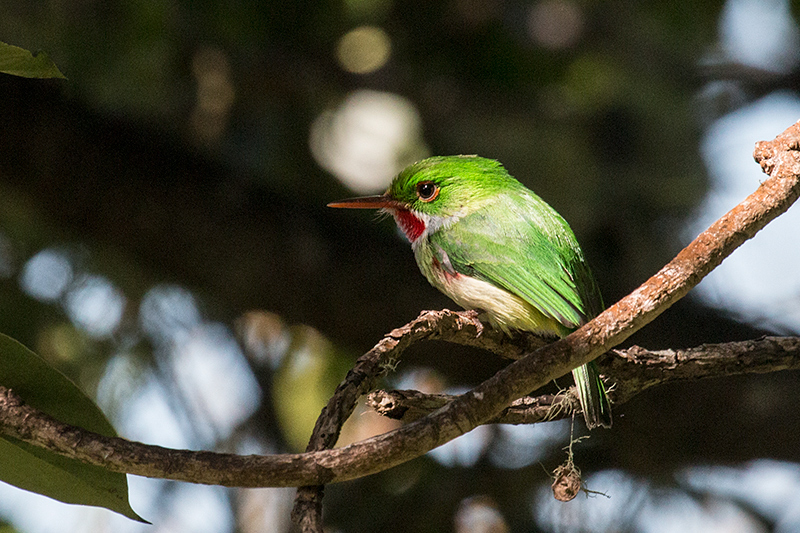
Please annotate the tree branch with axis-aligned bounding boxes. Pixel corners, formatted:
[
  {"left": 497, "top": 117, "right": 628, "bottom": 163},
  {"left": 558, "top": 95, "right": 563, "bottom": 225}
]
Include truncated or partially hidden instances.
[
  {"left": 366, "top": 336, "right": 800, "bottom": 424},
  {"left": 0, "top": 120, "right": 798, "bottom": 528}
]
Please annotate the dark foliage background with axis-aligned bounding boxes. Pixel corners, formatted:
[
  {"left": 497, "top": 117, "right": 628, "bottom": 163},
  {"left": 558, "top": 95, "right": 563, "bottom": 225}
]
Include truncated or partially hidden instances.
[{"left": 1, "top": 1, "right": 800, "bottom": 532}]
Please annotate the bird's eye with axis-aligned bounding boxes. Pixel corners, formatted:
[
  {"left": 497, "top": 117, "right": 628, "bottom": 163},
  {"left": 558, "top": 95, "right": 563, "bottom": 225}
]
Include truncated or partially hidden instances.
[{"left": 416, "top": 181, "right": 439, "bottom": 202}]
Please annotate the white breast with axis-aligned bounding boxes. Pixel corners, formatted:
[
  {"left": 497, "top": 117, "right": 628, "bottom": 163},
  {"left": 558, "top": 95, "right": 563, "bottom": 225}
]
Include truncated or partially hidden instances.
[{"left": 429, "top": 266, "right": 563, "bottom": 336}]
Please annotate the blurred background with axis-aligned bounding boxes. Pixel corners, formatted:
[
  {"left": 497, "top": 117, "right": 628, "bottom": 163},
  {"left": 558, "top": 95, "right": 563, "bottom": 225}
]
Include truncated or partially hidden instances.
[{"left": 1, "top": 0, "right": 800, "bottom": 531}]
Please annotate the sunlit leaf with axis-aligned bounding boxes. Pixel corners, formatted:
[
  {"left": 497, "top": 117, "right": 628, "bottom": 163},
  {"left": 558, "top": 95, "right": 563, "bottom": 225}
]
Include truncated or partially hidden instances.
[
  {"left": 0, "top": 42, "right": 66, "bottom": 79},
  {"left": 0, "top": 333, "right": 145, "bottom": 522}
]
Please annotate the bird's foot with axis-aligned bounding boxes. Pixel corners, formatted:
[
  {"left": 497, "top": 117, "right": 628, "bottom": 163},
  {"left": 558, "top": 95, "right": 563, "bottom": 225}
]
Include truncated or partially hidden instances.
[{"left": 459, "top": 309, "right": 485, "bottom": 336}]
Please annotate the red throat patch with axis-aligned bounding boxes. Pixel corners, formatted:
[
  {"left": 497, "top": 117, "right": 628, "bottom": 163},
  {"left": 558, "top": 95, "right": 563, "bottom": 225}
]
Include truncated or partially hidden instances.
[{"left": 393, "top": 209, "right": 425, "bottom": 242}]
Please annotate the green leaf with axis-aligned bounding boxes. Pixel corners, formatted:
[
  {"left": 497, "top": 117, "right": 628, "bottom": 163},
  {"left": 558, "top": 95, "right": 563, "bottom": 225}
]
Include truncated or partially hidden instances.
[
  {"left": 0, "top": 42, "right": 66, "bottom": 79},
  {"left": 0, "top": 333, "right": 146, "bottom": 522}
]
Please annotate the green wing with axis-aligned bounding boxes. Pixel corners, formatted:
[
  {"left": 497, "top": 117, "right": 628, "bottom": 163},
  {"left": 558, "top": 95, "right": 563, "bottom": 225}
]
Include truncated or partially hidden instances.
[
  {"left": 430, "top": 190, "right": 612, "bottom": 429},
  {"left": 430, "top": 192, "right": 602, "bottom": 329}
]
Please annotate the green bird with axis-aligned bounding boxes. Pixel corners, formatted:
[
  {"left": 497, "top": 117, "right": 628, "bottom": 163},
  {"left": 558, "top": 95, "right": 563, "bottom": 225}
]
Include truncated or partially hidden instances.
[{"left": 329, "top": 155, "right": 611, "bottom": 429}]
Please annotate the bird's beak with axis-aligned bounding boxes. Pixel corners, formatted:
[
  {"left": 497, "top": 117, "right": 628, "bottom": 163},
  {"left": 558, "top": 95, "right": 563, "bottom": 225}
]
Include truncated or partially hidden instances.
[{"left": 327, "top": 194, "right": 398, "bottom": 209}]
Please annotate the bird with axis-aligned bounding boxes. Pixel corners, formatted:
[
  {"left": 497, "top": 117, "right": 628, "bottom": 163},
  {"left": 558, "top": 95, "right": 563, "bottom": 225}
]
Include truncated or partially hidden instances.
[{"left": 328, "top": 155, "right": 611, "bottom": 429}]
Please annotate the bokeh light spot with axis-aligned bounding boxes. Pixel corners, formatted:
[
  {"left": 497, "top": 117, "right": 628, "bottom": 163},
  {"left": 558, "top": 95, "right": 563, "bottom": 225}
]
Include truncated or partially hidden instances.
[
  {"left": 527, "top": 0, "right": 584, "bottom": 50},
  {"left": 455, "top": 496, "right": 509, "bottom": 533},
  {"left": 190, "top": 46, "right": 236, "bottom": 146},
  {"left": 64, "top": 274, "right": 125, "bottom": 338},
  {"left": 719, "top": 0, "right": 800, "bottom": 73},
  {"left": 310, "top": 89, "right": 429, "bottom": 193},
  {"left": 489, "top": 420, "right": 569, "bottom": 469},
  {"left": 679, "top": 460, "right": 800, "bottom": 528},
  {"left": 170, "top": 322, "right": 262, "bottom": 441},
  {"left": 139, "top": 284, "right": 202, "bottom": 344},
  {"left": 336, "top": 26, "right": 391, "bottom": 74},
  {"left": 20, "top": 248, "right": 73, "bottom": 302},
  {"left": 427, "top": 424, "right": 492, "bottom": 467}
]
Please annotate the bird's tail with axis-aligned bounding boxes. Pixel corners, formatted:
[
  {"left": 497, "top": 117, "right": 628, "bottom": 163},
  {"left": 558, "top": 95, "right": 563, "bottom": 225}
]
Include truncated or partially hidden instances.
[{"left": 571, "top": 361, "right": 612, "bottom": 429}]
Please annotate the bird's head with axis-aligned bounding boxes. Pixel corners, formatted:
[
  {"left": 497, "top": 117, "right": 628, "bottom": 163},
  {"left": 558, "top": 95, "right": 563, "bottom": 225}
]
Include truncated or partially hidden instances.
[{"left": 329, "top": 155, "right": 516, "bottom": 242}]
